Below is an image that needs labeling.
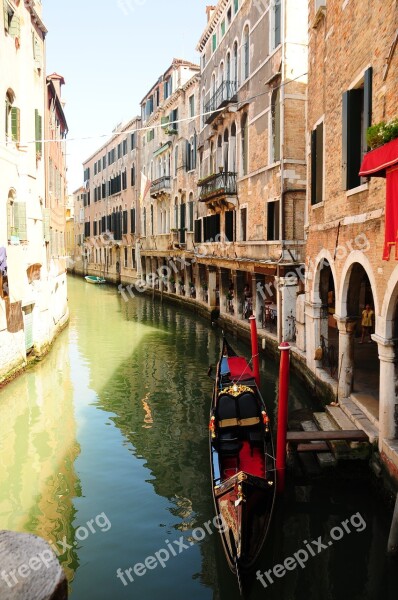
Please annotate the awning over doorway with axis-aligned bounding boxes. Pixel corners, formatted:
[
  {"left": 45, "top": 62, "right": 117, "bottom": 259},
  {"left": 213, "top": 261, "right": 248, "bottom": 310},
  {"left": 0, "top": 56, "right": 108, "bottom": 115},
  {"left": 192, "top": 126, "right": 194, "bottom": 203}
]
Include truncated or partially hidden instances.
[{"left": 359, "top": 138, "right": 398, "bottom": 260}]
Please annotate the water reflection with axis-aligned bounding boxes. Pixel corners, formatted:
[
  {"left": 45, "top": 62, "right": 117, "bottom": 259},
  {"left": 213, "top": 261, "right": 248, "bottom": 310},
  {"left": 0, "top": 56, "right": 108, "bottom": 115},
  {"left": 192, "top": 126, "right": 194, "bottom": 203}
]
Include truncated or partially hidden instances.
[
  {"left": 0, "top": 276, "right": 395, "bottom": 600},
  {"left": 0, "top": 329, "right": 81, "bottom": 582}
]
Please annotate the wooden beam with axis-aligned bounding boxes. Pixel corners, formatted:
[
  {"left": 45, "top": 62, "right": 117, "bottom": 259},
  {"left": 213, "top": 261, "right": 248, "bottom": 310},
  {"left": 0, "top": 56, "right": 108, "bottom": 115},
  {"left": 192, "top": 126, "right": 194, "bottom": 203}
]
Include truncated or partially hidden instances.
[
  {"left": 296, "top": 442, "right": 330, "bottom": 452},
  {"left": 287, "top": 430, "right": 368, "bottom": 443}
]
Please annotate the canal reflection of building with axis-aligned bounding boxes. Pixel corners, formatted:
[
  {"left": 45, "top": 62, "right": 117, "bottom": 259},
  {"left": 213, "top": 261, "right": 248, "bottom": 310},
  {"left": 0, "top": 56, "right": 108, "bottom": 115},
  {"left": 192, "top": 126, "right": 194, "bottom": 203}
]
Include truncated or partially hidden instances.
[{"left": 0, "top": 334, "right": 81, "bottom": 583}]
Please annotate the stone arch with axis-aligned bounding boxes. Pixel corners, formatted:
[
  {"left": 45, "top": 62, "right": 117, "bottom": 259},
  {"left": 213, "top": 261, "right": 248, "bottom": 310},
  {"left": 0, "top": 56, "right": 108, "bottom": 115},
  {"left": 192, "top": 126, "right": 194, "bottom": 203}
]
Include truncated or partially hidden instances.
[
  {"left": 311, "top": 249, "right": 339, "bottom": 305},
  {"left": 381, "top": 264, "right": 398, "bottom": 339},
  {"left": 338, "top": 250, "right": 379, "bottom": 318}
]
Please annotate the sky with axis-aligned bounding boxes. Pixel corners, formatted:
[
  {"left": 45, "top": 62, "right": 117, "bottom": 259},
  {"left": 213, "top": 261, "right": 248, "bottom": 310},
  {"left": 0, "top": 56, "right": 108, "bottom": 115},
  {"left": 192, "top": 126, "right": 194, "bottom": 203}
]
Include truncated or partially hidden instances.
[{"left": 43, "top": 0, "right": 209, "bottom": 194}]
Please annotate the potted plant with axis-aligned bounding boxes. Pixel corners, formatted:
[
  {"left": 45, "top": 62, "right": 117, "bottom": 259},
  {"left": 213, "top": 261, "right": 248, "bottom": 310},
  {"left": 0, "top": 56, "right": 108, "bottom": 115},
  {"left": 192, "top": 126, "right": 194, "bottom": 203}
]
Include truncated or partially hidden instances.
[{"left": 367, "top": 118, "right": 398, "bottom": 149}]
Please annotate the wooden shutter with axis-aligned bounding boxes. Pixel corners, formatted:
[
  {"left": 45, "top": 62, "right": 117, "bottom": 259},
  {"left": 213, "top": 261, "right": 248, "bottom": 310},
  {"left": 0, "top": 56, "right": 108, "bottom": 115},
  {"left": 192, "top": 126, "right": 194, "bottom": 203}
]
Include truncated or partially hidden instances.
[
  {"left": 15, "top": 202, "right": 27, "bottom": 241},
  {"left": 342, "top": 89, "right": 362, "bottom": 190},
  {"left": 130, "top": 208, "right": 136, "bottom": 234},
  {"left": 11, "top": 106, "right": 20, "bottom": 142},
  {"left": 185, "top": 140, "right": 191, "bottom": 171},
  {"left": 123, "top": 210, "right": 128, "bottom": 234},
  {"left": 194, "top": 219, "right": 202, "bottom": 243},
  {"left": 35, "top": 109, "right": 42, "bottom": 154},
  {"left": 342, "top": 91, "right": 348, "bottom": 190},
  {"left": 9, "top": 12, "right": 19, "bottom": 37},
  {"left": 225, "top": 210, "right": 234, "bottom": 242},
  {"left": 311, "top": 129, "right": 317, "bottom": 204},
  {"left": 274, "top": 2, "right": 281, "bottom": 47},
  {"left": 363, "top": 67, "right": 373, "bottom": 153}
]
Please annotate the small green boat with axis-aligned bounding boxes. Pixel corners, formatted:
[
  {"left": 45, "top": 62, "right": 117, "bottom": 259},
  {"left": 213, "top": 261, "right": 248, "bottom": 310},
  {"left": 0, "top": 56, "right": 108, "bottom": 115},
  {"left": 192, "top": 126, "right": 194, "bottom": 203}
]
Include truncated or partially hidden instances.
[{"left": 85, "top": 275, "right": 106, "bottom": 284}]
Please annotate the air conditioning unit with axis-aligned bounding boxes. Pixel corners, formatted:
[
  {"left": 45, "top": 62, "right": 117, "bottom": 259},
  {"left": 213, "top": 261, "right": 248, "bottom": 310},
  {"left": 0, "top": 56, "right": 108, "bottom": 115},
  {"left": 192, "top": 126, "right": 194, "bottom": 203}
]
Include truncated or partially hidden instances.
[{"left": 314, "top": 0, "right": 326, "bottom": 26}]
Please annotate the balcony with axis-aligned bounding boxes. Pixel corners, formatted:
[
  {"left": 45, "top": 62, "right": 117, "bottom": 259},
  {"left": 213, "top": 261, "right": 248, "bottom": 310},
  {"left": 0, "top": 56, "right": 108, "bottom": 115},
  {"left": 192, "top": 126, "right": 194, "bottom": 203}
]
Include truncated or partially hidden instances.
[
  {"left": 150, "top": 176, "right": 171, "bottom": 199},
  {"left": 198, "top": 171, "right": 237, "bottom": 206},
  {"left": 204, "top": 81, "right": 238, "bottom": 124}
]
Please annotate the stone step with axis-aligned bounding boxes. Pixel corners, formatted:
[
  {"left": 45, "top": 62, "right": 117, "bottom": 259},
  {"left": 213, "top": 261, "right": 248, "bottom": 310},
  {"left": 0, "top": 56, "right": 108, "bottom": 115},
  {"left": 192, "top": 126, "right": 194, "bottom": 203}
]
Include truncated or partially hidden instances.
[
  {"left": 339, "top": 398, "right": 379, "bottom": 444},
  {"left": 313, "top": 412, "right": 353, "bottom": 459},
  {"left": 325, "top": 405, "right": 359, "bottom": 430},
  {"left": 301, "top": 420, "right": 337, "bottom": 467}
]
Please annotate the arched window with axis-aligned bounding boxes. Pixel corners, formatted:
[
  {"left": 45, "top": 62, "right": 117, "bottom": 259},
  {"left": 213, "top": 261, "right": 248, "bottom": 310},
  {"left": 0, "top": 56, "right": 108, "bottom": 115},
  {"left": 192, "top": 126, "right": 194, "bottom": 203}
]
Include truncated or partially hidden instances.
[
  {"left": 226, "top": 52, "right": 231, "bottom": 82},
  {"left": 174, "top": 197, "right": 179, "bottom": 229},
  {"left": 188, "top": 192, "right": 194, "bottom": 232},
  {"left": 233, "top": 41, "right": 238, "bottom": 84},
  {"left": 5, "top": 89, "right": 19, "bottom": 143},
  {"left": 241, "top": 113, "right": 248, "bottom": 176},
  {"left": 223, "top": 129, "right": 229, "bottom": 172},
  {"left": 150, "top": 204, "right": 154, "bottom": 235},
  {"left": 210, "top": 141, "right": 215, "bottom": 175},
  {"left": 242, "top": 26, "right": 250, "bottom": 81},
  {"left": 231, "top": 122, "right": 237, "bottom": 172},
  {"left": 217, "top": 135, "right": 223, "bottom": 171}
]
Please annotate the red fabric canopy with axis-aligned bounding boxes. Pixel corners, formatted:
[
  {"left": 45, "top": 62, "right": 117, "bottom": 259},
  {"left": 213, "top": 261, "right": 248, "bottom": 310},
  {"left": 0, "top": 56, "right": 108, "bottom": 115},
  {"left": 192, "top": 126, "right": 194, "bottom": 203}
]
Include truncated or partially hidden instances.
[
  {"left": 359, "top": 137, "right": 398, "bottom": 177},
  {"left": 227, "top": 357, "right": 254, "bottom": 380},
  {"left": 359, "top": 139, "right": 398, "bottom": 260}
]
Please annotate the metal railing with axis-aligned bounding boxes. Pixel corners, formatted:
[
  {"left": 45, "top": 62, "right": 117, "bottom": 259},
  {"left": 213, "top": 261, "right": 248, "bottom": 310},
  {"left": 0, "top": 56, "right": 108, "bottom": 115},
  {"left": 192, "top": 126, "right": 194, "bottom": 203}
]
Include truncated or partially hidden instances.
[
  {"left": 150, "top": 176, "right": 171, "bottom": 196},
  {"left": 198, "top": 171, "right": 237, "bottom": 201},
  {"left": 204, "top": 81, "right": 238, "bottom": 122}
]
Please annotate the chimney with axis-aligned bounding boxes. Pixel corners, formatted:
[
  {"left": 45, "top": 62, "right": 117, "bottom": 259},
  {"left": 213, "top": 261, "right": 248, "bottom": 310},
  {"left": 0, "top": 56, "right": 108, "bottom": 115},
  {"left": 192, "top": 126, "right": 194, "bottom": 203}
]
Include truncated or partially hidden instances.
[
  {"left": 47, "top": 73, "right": 65, "bottom": 98},
  {"left": 206, "top": 5, "right": 216, "bottom": 22}
]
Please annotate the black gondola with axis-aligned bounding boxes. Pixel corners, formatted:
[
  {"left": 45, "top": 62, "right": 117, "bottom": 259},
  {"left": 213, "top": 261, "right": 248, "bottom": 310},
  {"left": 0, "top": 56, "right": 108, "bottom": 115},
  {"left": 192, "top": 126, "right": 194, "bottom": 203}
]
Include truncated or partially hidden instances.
[{"left": 209, "top": 336, "right": 276, "bottom": 587}]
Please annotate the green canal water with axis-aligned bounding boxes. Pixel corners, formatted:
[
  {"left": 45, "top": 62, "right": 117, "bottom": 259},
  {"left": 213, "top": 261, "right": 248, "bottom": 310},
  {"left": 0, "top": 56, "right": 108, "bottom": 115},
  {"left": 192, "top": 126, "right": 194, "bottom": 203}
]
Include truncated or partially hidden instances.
[{"left": 0, "top": 276, "right": 396, "bottom": 599}]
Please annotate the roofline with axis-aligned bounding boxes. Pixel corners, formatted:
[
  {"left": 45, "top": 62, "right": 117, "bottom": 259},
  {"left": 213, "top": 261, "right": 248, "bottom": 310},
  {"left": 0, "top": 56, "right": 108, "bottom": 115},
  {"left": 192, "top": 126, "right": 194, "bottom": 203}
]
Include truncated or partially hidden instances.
[
  {"left": 139, "top": 58, "right": 200, "bottom": 105},
  {"left": 24, "top": 0, "right": 47, "bottom": 35},
  {"left": 196, "top": 0, "right": 229, "bottom": 53},
  {"left": 83, "top": 116, "right": 141, "bottom": 165},
  {"left": 47, "top": 80, "right": 68, "bottom": 133}
]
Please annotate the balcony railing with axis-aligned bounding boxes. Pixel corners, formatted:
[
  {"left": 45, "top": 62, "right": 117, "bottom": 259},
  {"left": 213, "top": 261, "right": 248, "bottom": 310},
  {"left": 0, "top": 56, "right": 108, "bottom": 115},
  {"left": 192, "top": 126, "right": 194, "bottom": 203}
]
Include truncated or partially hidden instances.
[
  {"left": 198, "top": 171, "right": 237, "bottom": 202},
  {"left": 204, "top": 81, "right": 238, "bottom": 124},
  {"left": 150, "top": 176, "right": 171, "bottom": 198}
]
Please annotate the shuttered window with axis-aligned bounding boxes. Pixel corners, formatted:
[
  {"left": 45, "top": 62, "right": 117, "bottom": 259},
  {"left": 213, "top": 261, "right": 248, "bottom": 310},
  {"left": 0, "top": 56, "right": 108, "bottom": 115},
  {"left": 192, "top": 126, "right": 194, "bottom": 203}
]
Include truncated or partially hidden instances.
[
  {"left": 203, "top": 214, "right": 220, "bottom": 242},
  {"left": 342, "top": 67, "right": 372, "bottom": 190},
  {"left": 240, "top": 207, "right": 247, "bottom": 241},
  {"left": 130, "top": 208, "right": 136, "bottom": 234},
  {"left": 11, "top": 106, "right": 20, "bottom": 142},
  {"left": 267, "top": 201, "right": 280, "bottom": 240},
  {"left": 225, "top": 210, "right": 235, "bottom": 242},
  {"left": 311, "top": 122, "right": 324, "bottom": 204},
  {"left": 194, "top": 219, "right": 202, "bottom": 243},
  {"left": 123, "top": 210, "right": 128, "bottom": 235},
  {"left": 131, "top": 164, "right": 136, "bottom": 186},
  {"left": 35, "top": 109, "right": 42, "bottom": 154}
]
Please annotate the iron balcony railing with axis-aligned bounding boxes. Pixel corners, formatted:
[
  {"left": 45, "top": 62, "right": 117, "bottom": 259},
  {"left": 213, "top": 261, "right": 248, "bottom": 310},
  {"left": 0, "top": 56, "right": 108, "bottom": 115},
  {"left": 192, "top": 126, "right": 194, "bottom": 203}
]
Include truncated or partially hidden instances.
[
  {"left": 150, "top": 176, "right": 171, "bottom": 197},
  {"left": 198, "top": 171, "right": 237, "bottom": 202},
  {"left": 204, "top": 81, "right": 238, "bottom": 124}
]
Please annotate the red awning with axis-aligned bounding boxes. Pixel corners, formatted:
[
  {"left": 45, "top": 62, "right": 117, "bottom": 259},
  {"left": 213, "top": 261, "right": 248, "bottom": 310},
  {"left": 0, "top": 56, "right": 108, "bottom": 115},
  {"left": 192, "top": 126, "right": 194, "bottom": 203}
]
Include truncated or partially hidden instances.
[{"left": 359, "top": 137, "right": 398, "bottom": 177}]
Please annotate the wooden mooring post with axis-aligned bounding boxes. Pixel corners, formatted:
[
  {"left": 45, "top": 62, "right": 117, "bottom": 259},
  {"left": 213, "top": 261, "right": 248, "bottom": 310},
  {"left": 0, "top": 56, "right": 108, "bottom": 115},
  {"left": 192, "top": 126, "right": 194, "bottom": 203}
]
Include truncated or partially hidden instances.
[{"left": 388, "top": 493, "right": 398, "bottom": 555}]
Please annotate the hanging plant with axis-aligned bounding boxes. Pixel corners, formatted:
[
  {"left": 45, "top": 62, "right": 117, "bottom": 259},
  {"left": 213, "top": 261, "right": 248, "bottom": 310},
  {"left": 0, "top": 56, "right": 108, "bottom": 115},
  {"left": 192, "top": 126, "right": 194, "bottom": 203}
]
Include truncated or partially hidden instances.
[{"left": 367, "top": 118, "right": 398, "bottom": 150}]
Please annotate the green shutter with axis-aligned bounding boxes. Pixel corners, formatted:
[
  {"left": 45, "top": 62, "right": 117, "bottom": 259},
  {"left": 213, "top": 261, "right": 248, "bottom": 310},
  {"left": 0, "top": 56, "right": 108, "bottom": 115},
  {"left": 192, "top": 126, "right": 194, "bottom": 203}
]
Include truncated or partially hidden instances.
[
  {"left": 7, "top": 199, "right": 13, "bottom": 240},
  {"left": 43, "top": 208, "right": 50, "bottom": 242},
  {"left": 212, "top": 33, "right": 217, "bottom": 52},
  {"left": 15, "top": 202, "right": 27, "bottom": 241},
  {"left": 35, "top": 109, "right": 42, "bottom": 154},
  {"left": 11, "top": 106, "right": 20, "bottom": 142},
  {"left": 161, "top": 116, "right": 169, "bottom": 129},
  {"left": 3, "top": 0, "right": 9, "bottom": 32},
  {"left": 9, "top": 12, "right": 19, "bottom": 37}
]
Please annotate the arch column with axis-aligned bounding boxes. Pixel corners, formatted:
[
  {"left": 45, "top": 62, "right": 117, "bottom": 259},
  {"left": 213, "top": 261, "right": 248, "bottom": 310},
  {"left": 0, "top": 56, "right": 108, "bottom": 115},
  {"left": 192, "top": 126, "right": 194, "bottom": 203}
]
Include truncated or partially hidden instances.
[
  {"left": 374, "top": 335, "right": 397, "bottom": 443},
  {"left": 335, "top": 316, "right": 355, "bottom": 400}
]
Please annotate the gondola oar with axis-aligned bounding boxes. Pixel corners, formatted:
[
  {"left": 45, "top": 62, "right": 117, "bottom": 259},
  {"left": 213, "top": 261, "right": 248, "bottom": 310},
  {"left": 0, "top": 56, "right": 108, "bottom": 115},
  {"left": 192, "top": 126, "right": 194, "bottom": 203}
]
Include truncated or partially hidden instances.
[{"left": 235, "top": 556, "right": 244, "bottom": 597}]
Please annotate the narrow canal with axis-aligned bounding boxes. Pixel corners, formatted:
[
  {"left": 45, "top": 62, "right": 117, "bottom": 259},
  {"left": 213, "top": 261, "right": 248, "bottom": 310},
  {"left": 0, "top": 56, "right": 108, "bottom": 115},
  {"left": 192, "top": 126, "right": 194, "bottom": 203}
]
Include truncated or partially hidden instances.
[{"left": 0, "top": 276, "right": 396, "bottom": 600}]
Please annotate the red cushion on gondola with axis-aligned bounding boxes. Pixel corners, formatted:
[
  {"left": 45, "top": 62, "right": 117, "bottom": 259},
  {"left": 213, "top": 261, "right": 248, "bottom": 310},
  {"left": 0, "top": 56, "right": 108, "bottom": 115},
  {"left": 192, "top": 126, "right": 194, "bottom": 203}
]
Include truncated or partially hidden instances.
[{"left": 227, "top": 357, "right": 254, "bottom": 380}]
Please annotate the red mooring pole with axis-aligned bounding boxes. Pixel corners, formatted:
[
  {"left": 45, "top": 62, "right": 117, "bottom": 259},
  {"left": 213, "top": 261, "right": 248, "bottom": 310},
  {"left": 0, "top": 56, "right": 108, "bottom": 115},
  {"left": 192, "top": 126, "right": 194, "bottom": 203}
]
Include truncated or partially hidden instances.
[
  {"left": 249, "top": 315, "right": 260, "bottom": 388},
  {"left": 276, "top": 341, "right": 291, "bottom": 494}
]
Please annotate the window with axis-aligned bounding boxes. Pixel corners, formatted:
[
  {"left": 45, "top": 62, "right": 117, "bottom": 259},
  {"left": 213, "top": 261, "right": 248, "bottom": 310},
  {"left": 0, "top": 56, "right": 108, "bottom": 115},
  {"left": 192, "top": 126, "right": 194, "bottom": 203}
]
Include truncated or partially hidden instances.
[
  {"left": 221, "top": 20, "right": 226, "bottom": 37},
  {"left": 188, "top": 196, "right": 194, "bottom": 231},
  {"left": 145, "top": 96, "right": 154, "bottom": 118},
  {"left": 98, "top": 159, "right": 102, "bottom": 173},
  {"left": 225, "top": 210, "right": 235, "bottom": 242},
  {"left": 234, "top": 0, "right": 239, "bottom": 14},
  {"left": 242, "top": 26, "right": 250, "bottom": 81},
  {"left": 131, "top": 164, "right": 136, "bottom": 186},
  {"left": 123, "top": 210, "right": 128, "bottom": 234},
  {"left": 194, "top": 219, "right": 202, "bottom": 243},
  {"left": 147, "top": 129, "right": 154, "bottom": 142},
  {"left": 117, "top": 143, "right": 122, "bottom": 159},
  {"left": 4, "top": 3, "right": 20, "bottom": 37},
  {"left": 94, "top": 162, "right": 97, "bottom": 176},
  {"left": 212, "top": 33, "right": 217, "bottom": 53},
  {"left": 267, "top": 201, "right": 280, "bottom": 240},
  {"left": 130, "top": 208, "right": 136, "bottom": 234},
  {"left": 241, "top": 113, "right": 248, "bottom": 175},
  {"left": 131, "top": 132, "right": 136, "bottom": 150},
  {"left": 122, "top": 170, "right": 127, "bottom": 190},
  {"left": 233, "top": 42, "right": 238, "bottom": 84},
  {"left": 227, "top": 7, "right": 232, "bottom": 25},
  {"left": 103, "top": 155, "right": 107, "bottom": 169},
  {"left": 271, "top": 88, "right": 281, "bottom": 162},
  {"left": 169, "top": 108, "right": 178, "bottom": 133},
  {"left": 35, "top": 109, "right": 42, "bottom": 154},
  {"left": 203, "top": 214, "right": 220, "bottom": 242},
  {"left": 7, "top": 193, "right": 27, "bottom": 243},
  {"left": 271, "top": 0, "right": 281, "bottom": 50},
  {"left": 342, "top": 67, "right": 372, "bottom": 190},
  {"left": 189, "top": 94, "right": 195, "bottom": 118},
  {"left": 164, "top": 77, "right": 173, "bottom": 99},
  {"left": 5, "top": 90, "right": 19, "bottom": 143},
  {"left": 240, "top": 207, "right": 247, "bottom": 241},
  {"left": 311, "top": 121, "right": 324, "bottom": 204},
  {"left": 123, "top": 139, "right": 128, "bottom": 155},
  {"left": 174, "top": 146, "right": 179, "bottom": 176}
]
